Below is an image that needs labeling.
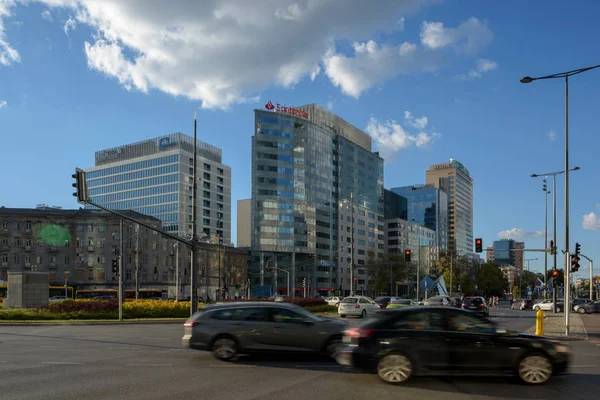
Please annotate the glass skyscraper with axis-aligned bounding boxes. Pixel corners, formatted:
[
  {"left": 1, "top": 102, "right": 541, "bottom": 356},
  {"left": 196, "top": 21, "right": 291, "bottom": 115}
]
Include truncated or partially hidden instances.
[
  {"left": 426, "top": 159, "right": 473, "bottom": 255},
  {"left": 251, "top": 103, "right": 384, "bottom": 296},
  {"left": 390, "top": 185, "right": 448, "bottom": 251},
  {"left": 86, "top": 133, "right": 231, "bottom": 241}
]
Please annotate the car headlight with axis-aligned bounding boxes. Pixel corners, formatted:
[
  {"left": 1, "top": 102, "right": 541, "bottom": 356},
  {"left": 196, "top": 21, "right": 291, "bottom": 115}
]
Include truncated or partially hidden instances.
[{"left": 554, "top": 344, "right": 569, "bottom": 353}]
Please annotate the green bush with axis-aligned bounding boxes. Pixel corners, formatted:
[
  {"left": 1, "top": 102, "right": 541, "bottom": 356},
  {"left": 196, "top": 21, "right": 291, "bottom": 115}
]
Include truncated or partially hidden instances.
[{"left": 305, "top": 304, "right": 338, "bottom": 313}]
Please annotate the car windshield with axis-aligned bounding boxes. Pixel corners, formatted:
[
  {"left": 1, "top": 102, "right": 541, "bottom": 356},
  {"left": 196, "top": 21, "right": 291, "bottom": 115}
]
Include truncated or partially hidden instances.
[
  {"left": 464, "top": 298, "right": 483, "bottom": 305},
  {"left": 374, "top": 297, "right": 390, "bottom": 302},
  {"left": 341, "top": 298, "right": 358, "bottom": 304},
  {"left": 392, "top": 300, "right": 412, "bottom": 305}
]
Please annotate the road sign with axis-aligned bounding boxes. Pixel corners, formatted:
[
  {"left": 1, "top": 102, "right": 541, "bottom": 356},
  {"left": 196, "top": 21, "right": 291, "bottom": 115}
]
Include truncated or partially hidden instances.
[
  {"left": 536, "top": 287, "right": 541, "bottom": 293},
  {"left": 535, "top": 280, "right": 542, "bottom": 288}
]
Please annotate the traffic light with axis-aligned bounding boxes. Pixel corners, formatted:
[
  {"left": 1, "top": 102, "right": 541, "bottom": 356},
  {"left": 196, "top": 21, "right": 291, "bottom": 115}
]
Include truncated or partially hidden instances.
[
  {"left": 404, "top": 249, "right": 411, "bottom": 262},
  {"left": 571, "top": 255, "right": 580, "bottom": 273},
  {"left": 575, "top": 242, "right": 581, "bottom": 256},
  {"left": 302, "top": 278, "right": 306, "bottom": 288},
  {"left": 111, "top": 259, "right": 118, "bottom": 274},
  {"left": 353, "top": 277, "right": 357, "bottom": 289},
  {"left": 551, "top": 269, "right": 559, "bottom": 278},
  {"left": 72, "top": 168, "right": 89, "bottom": 204},
  {"left": 475, "top": 238, "right": 483, "bottom": 253},
  {"left": 549, "top": 240, "right": 556, "bottom": 255}
]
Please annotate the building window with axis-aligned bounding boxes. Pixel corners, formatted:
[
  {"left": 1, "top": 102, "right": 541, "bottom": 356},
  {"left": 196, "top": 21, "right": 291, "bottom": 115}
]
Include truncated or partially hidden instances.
[
  {"left": 204, "top": 163, "right": 211, "bottom": 170},
  {"left": 358, "top": 229, "right": 365, "bottom": 236},
  {"left": 13, "top": 222, "right": 19, "bottom": 230},
  {"left": 65, "top": 255, "right": 70, "bottom": 264},
  {"left": 203, "top": 182, "right": 210, "bottom": 189},
  {"left": 88, "top": 224, "right": 94, "bottom": 232},
  {"left": 203, "top": 200, "right": 210, "bottom": 207},
  {"left": 25, "top": 238, "right": 32, "bottom": 246},
  {"left": 204, "top": 191, "right": 210, "bottom": 198},
  {"left": 204, "top": 172, "right": 211, "bottom": 180},
  {"left": 217, "top": 167, "right": 224, "bottom": 174},
  {"left": 26, "top": 221, "right": 32, "bottom": 230},
  {"left": 217, "top": 194, "right": 223, "bottom": 201},
  {"left": 13, "top": 237, "right": 20, "bottom": 246},
  {"left": 2, "top": 253, "right": 8, "bottom": 263},
  {"left": 358, "top": 220, "right": 365, "bottom": 226},
  {"left": 1, "top": 221, "right": 7, "bottom": 230},
  {"left": 203, "top": 209, "right": 210, "bottom": 217},
  {"left": 203, "top": 218, "right": 210, "bottom": 226},
  {"left": 13, "top": 254, "right": 19, "bottom": 264},
  {"left": 217, "top": 177, "right": 223, "bottom": 184},
  {"left": 368, "top": 212, "right": 375, "bottom": 219}
]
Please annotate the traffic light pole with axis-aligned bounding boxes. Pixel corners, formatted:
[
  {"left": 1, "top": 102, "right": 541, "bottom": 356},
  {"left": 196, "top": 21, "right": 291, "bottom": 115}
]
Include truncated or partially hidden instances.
[
  {"left": 579, "top": 254, "right": 593, "bottom": 301},
  {"left": 118, "top": 218, "right": 123, "bottom": 321},
  {"left": 565, "top": 252, "right": 571, "bottom": 336}
]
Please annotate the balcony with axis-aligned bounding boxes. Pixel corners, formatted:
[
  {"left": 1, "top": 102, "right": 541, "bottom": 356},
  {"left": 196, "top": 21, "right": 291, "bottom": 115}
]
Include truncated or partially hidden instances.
[
  {"left": 88, "top": 246, "right": 95, "bottom": 252},
  {"left": 2, "top": 262, "right": 8, "bottom": 267},
  {"left": 0, "top": 245, "right": 9, "bottom": 251},
  {"left": 25, "top": 228, "right": 32, "bottom": 234},
  {"left": 24, "top": 245, "right": 32, "bottom": 252},
  {"left": 49, "top": 263, "right": 57, "bottom": 269},
  {"left": 47, "top": 246, "right": 57, "bottom": 252}
]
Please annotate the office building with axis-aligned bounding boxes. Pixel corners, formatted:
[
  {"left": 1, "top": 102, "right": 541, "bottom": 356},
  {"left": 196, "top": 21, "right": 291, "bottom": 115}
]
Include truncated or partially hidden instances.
[
  {"left": 236, "top": 199, "right": 251, "bottom": 248},
  {"left": 251, "top": 102, "right": 384, "bottom": 297},
  {"left": 426, "top": 159, "right": 473, "bottom": 255},
  {"left": 390, "top": 184, "right": 448, "bottom": 252},
  {"left": 0, "top": 207, "right": 248, "bottom": 301},
  {"left": 85, "top": 133, "right": 232, "bottom": 242},
  {"left": 384, "top": 218, "right": 438, "bottom": 274},
  {"left": 489, "top": 239, "right": 525, "bottom": 272},
  {"left": 383, "top": 189, "right": 407, "bottom": 220}
]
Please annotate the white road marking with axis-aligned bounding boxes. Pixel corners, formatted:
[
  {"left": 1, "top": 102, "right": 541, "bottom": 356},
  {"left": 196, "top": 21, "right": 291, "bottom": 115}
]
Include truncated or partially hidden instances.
[
  {"left": 208, "top": 364, "right": 255, "bottom": 368},
  {"left": 294, "top": 365, "right": 341, "bottom": 368},
  {"left": 571, "top": 365, "right": 598, "bottom": 368},
  {"left": 42, "top": 361, "right": 85, "bottom": 365},
  {"left": 140, "top": 337, "right": 169, "bottom": 340},
  {"left": 40, "top": 345, "right": 68, "bottom": 348},
  {"left": 125, "top": 363, "right": 173, "bottom": 367},
  {"left": 0, "top": 361, "right": 8, "bottom": 363}
]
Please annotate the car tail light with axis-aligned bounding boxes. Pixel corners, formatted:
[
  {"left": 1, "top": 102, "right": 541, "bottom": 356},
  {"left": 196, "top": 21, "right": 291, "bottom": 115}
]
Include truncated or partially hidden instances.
[
  {"left": 184, "top": 321, "right": 198, "bottom": 327},
  {"left": 355, "top": 303, "right": 360, "bottom": 308},
  {"left": 345, "top": 328, "right": 375, "bottom": 338},
  {"left": 462, "top": 303, "right": 467, "bottom": 307}
]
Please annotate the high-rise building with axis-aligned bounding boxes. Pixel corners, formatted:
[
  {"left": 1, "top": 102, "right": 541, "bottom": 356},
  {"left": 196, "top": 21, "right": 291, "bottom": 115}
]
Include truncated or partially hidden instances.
[
  {"left": 426, "top": 159, "right": 473, "bottom": 255},
  {"left": 85, "top": 133, "right": 231, "bottom": 242},
  {"left": 390, "top": 184, "right": 448, "bottom": 252},
  {"left": 383, "top": 189, "right": 407, "bottom": 220},
  {"left": 251, "top": 102, "right": 384, "bottom": 297},
  {"left": 236, "top": 199, "right": 251, "bottom": 248},
  {"left": 489, "top": 239, "right": 525, "bottom": 271},
  {"left": 384, "top": 218, "right": 438, "bottom": 274}
]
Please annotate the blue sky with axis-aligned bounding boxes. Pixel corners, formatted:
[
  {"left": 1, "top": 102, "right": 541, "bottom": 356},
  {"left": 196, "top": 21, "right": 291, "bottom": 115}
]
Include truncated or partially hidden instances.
[{"left": 0, "top": 0, "right": 599, "bottom": 279}]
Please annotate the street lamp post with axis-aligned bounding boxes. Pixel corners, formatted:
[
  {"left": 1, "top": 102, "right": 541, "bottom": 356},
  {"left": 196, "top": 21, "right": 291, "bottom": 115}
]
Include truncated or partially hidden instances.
[
  {"left": 339, "top": 193, "right": 355, "bottom": 296},
  {"left": 542, "top": 180, "right": 550, "bottom": 299},
  {"left": 524, "top": 258, "right": 538, "bottom": 298},
  {"left": 267, "top": 263, "right": 290, "bottom": 297},
  {"left": 522, "top": 64, "right": 600, "bottom": 335},
  {"left": 411, "top": 219, "right": 420, "bottom": 301},
  {"left": 531, "top": 166, "right": 581, "bottom": 312}
]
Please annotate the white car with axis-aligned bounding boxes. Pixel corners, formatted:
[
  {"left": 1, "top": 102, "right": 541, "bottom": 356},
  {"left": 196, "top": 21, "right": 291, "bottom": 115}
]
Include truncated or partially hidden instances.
[
  {"left": 338, "top": 296, "right": 380, "bottom": 318},
  {"left": 325, "top": 296, "right": 341, "bottom": 307},
  {"left": 49, "top": 296, "right": 70, "bottom": 303},
  {"left": 533, "top": 299, "right": 563, "bottom": 313}
]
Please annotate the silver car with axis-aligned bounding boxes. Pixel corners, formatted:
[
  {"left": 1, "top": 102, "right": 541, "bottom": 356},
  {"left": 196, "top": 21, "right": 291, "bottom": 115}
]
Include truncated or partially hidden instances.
[{"left": 182, "top": 302, "right": 347, "bottom": 361}]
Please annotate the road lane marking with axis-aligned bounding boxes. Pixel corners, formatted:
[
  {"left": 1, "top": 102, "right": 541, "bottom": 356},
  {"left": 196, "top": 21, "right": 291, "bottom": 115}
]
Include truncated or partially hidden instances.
[
  {"left": 140, "top": 337, "right": 170, "bottom": 340},
  {"left": 208, "top": 364, "right": 255, "bottom": 368},
  {"left": 571, "top": 365, "right": 598, "bottom": 368},
  {"left": 0, "top": 361, "right": 8, "bottom": 363},
  {"left": 40, "top": 345, "right": 68, "bottom": 348},
  {"left": 42, "top": 361, "right": 85, "bottom": 365},
  {"left": 125, "top": 363, "right": 173, "bottom": 367},
  {"left": 295, "top": 365, "right": 342, "bottom": 368}
]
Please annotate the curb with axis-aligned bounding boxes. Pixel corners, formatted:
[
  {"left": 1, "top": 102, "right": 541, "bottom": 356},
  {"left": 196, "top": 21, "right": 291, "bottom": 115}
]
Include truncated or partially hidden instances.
[{"left": 0, "top": 319, "right": 186, "bottom": 326}]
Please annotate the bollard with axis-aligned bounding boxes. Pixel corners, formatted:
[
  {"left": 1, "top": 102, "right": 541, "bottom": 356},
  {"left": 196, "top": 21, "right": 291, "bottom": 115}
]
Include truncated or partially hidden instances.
[{"left": 535, "top": 308, "right": 545, "bottom": 336}]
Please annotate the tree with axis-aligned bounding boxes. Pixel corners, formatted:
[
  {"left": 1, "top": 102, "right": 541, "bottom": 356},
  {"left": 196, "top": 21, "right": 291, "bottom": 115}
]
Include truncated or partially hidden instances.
[
  {"left": 366, "top": 253, "right": 410, "bottom": 296},
  {"left": 476, "top": 262, "right": 508, "bottom": 298}
]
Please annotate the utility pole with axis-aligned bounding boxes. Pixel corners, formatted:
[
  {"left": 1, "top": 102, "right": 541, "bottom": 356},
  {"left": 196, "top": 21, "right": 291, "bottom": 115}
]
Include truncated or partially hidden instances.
[
  {"left": 174, "top": 242, "right": 180, "bottom": 301},
  {"left": 350, "top": 192, "right": 355, "bottom": 296},
  {"left": 450, "top": 253, "right": 453, "bottom": 298},
  {"left": 190, "top": 112, "right": 199, "bottom": 315},
  {"left": 135, "top": 223, "right": 140, "bottom": 299},
  {"left": 118, "top": 220, "right": 124, "bottom": 315},
  {"left": 543, "top": 179, "right": 550, "bottom": 299}
]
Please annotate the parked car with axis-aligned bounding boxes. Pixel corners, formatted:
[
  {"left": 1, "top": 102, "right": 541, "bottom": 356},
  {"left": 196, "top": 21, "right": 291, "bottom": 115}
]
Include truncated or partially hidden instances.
[
  {"left": 182, "top": 302, "right": 347, "bottom": 361},
  {"left": 571, "top": 298, "right": 590, "bottom": 310},
  {"left": 533, "top": 300, "right": 564, "bottom": 313},
  {"left": 374, "top": 296, "right": 397, "bottom": 309},
  {"left": 512, "top": 299, "right": 533, "bottom": 310},
  {"left": 423, "top": 296, "right": 453, "bottom": 307},
  {"left": 575, "top": 299, "right": 600, "bottom": 314},
  {"left": 338, "top": 296, "right": 381, "bottom": 318},
  {"left": 453, "top": 298, "right": 463, "bottom": 308},
  {"left": 336, "top": 307, "right": 569, "bottom": 385},
  {"left": 386, "top": 299, "right": 418, "bottom": 309},
  {"left": 325, "top": 296, "right": 341, "bottom": 307},
  {"left": 48, "top": 296, "right": 70, "bottom": 303},
  {"left": 461, "top": 296, "right": 489, "bottom": 317}
]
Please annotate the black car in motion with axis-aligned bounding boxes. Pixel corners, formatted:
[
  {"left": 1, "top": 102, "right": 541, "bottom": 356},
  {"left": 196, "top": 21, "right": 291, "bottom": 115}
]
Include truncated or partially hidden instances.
[
  {"left": 461, "top": 296, "right": 489, "bottom": 317},
  {"left": 336, "top": 307, "right": 569, "bottom": 385}
]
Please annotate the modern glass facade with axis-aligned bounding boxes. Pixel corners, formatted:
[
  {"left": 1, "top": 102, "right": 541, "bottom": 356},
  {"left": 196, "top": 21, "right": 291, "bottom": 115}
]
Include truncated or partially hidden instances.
[
  {"left": 384, "top": 189, "right": 407, "bottom": 220},
  {"left": 251, "top": 104, "right": 384, "bottom": 296},
  {"left": 390, "top": 185, "right": 448, "bottom": 251},
  {"left": 86, "top": 133, "right": 231, "bottom": 241}
]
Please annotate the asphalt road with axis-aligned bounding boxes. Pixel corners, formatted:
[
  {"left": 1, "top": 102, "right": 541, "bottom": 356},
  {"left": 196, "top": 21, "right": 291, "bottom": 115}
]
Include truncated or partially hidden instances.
[{"left": 1, "top": 309, "right": 599, "bottom": 400}]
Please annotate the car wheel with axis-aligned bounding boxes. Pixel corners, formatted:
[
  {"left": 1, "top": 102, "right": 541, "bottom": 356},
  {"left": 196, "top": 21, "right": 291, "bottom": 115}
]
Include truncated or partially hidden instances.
[
  {"left": 533, "top": 306, "right": 539, "bottom": 311},
  {"left": 518, "top": 353, "right": 553, "bottom": 385},
  {"left": 211, "top": 336, "right": 238, "bottom": 361},
  {"left": 340, "top": 314, "right": 346, "bottom": 318},
  {"left": 361, "top": 309, "right": 366, "bottom": 318},
  {"left": 377, "top": 353, "right": 413, "bottom": 384},
  {"left": 325, "top": 336, "right": 342, "bottom": 359},
  {"left": 578, "top": 307, "right": 586, "bottom": 314}
]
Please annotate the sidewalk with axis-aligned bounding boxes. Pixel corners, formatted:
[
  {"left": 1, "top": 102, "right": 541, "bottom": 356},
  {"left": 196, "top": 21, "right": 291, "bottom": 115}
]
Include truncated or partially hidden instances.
[{"left": 526, "top": 312, "right": 588, "bottom": 340}]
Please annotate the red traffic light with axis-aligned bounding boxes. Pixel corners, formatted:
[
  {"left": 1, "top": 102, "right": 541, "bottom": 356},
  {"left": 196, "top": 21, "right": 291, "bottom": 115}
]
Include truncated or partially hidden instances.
[
  {"left": 572, "top": 256, "right": 580, "bottom": 264},
  {"left": 475, "top": 239, "right": 482, "bottom": 244},
  {"left": 551, "top": 270, "right": 559, "bottom": 277},
  {"left": 353, "top": 277, "right": 357, "bottom": 281},
  {"left": 405, "top": 250, "right": 411, "bottom": 255}
]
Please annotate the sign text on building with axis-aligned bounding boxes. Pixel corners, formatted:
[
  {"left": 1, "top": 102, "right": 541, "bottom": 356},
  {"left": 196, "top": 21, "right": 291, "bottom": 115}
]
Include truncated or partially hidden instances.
[{"left": 265, "top": 100, "right": 308, "bottom": 119}]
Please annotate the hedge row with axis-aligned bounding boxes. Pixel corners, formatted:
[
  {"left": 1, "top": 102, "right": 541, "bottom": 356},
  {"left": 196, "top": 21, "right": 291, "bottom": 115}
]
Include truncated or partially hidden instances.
[{"left": 0, "top": 298, "right": 336, "bottom": 320}]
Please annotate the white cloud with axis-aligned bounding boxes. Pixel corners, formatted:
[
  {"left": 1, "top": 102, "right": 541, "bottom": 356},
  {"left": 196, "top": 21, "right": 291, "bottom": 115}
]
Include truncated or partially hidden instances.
[
  {"left": 404, "top": 110, "right": 428, "bottom": 129},
  {"left": 63, "top": 15, "right": 76, "bottom": 35},
  {"left": 366, "top": 114, "right": 440, "bottom": 160},
  {"left": 548, "top": 131, "right": 556, "bottom": 141},
  {"left": 0, "top": 0, "right": 20, "bottom": 66},
  {"left": 582, "top": 212, "right": 600, "bottom": 230},
  {"left": 397, "top": 17, "right": 405, "bottom": 31},
  {"left": 420, "top": 17, "right": 493, "bottom": 54},
  {"left": 324, "top": 39, "right": 442, "bottom": 98},
  {"left": 497, "top": 228, "right": 545, "bottom": 240},
  {"left": 41, "top": 9, "right": 52, "bottom": 22},
  {"left": 326, "top": 101, "right": 333, "bottom": 110},
  {"left": 1, "top": 1, "right": 493, "bottom": 108},
  {"left": 0, "top": 100, "right": 6, "bottom": 109},
  {"left": 456, "top": 58, "right": 498, "bottom": 81}
]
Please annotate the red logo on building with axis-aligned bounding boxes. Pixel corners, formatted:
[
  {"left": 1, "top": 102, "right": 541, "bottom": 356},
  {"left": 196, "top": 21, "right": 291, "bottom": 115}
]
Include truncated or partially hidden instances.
[{"left": 265, "top": 100, "right": 275, "bottom": 110}]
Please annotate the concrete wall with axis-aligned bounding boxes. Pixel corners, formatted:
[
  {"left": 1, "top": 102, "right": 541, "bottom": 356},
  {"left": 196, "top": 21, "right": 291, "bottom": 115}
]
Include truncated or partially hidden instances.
[{"left": 7, "top": 271, "right": 49, "bottom": 308}]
